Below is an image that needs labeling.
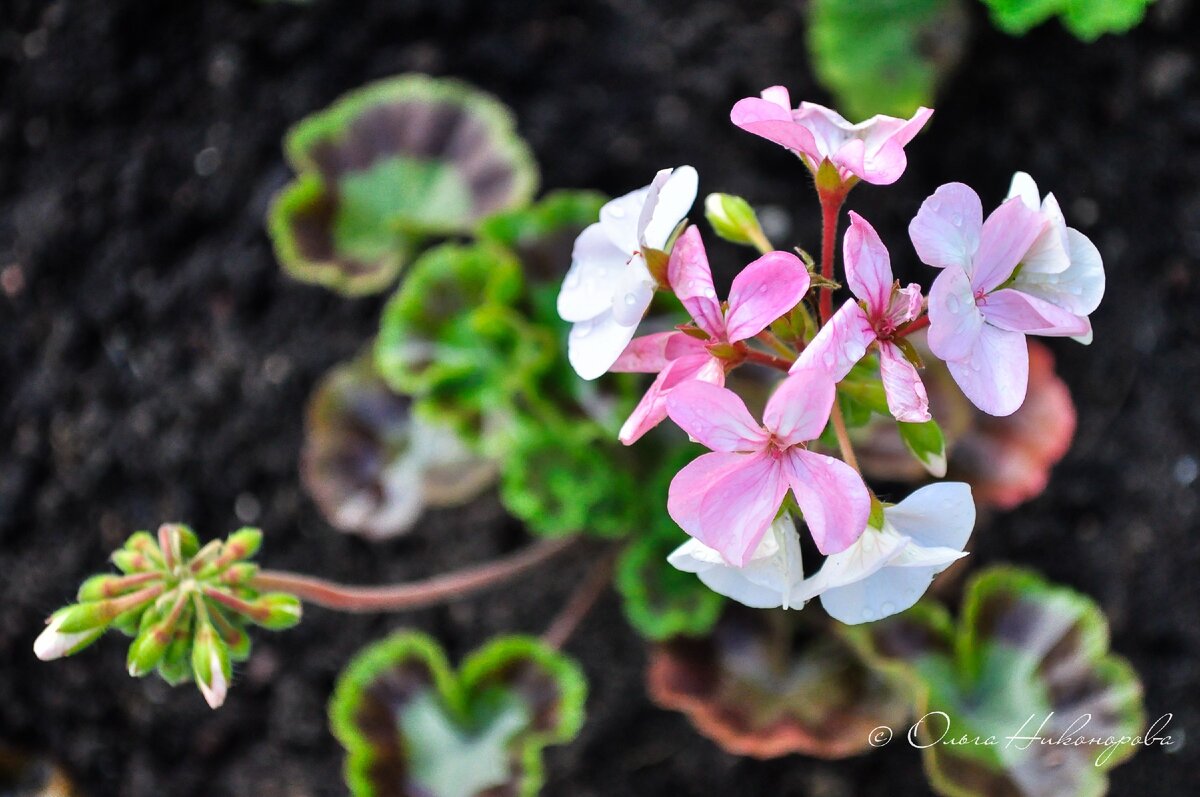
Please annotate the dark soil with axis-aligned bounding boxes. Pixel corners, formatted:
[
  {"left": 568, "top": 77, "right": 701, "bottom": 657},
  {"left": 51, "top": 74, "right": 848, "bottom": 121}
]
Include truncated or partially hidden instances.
[{"left": 2, "top": 0, "right": 1198, "bottom": 794}]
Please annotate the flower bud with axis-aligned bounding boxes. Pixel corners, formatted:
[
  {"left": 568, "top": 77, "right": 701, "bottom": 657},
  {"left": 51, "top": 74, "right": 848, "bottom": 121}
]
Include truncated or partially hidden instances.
[
  {"left": 704, "top": 193, "right": 767, "bottom": 248},
  {"left": 219, "top": 563, "right": 259, "bottom": 587},
  {"left": 33, "top": 608, "right": 105, "bottom": 661},
  {"left": 111, "top": 550, "right": 155, "bottom": 574},
  {"left": 222, "top": 528, "right": 263, "bottom": 563},
  {"left": 191, "top": 623, "right": 231, "bottom": 709},
  {"left": 127, "top": 624, "right": 172, "bottom": 677},
  {"left": 251, "top": 593, "right": 303, "bottom": 630}
]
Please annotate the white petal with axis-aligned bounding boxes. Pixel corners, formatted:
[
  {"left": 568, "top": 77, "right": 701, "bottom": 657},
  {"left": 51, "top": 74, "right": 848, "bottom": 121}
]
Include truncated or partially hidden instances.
[
  {"left": 801, "top": 527, "right": 909, "bottom": 601},
  {"left": 820, "top": 544, "right": 961, "bottom": 626},
  {"left": 1011, "top": 227, "right": 1104, "bottom": 317},
  {"left": 609, "top": 254, "right": 656, "bottom": 326},
  {"left": 640, "top": 166, "right": 699, "bottom": 250},
  {"left": 1006, "top": 171, "right": 1041, "bottom": 210},
  {"left": 600, "top": 185, "right": 651, "bottom": 253},
  {"left": 883, "top": 482, "right": 976, "bottom": 551},
  {"left": 567, "top": 309, "right": 638, "bottom": 380},
  {"left": 557, "top": 223, "right": 628, "bottom": 323},
  {"left": 667, "top": 515, "right": 806, "bottom": 610}
]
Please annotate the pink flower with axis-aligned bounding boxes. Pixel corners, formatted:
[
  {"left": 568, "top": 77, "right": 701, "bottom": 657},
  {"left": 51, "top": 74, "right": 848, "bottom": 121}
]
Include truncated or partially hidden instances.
[
  {"left": 730, "top": 86, "right": 933, "bottom": 186},
  {"left": 909, "top": 182, "right": 1096, "bottom": 416},
  {"left": 664, "top": 370, "right": 870, "bottom": 566},
  {"left": 793, "top": 212, "right": 930, "bottom": 422},
  {"left": 612, "top": 226, "right": 809, "bottom": 444}
]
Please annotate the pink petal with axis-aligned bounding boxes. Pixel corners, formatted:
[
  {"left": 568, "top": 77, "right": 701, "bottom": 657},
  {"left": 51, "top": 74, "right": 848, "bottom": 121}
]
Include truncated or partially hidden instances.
[
  {"left": 884, "top": 283, "right": 923, "bottom": 329},
  {"left": 666, "top": 381, "right": 767, "bottom": 452},
  {"left": 927, "top": 267, "right": 984, "bottom": 363},
  {"left": 947, "top": 324, "right": 1029, "bottom": 417},
  {"left": 979, "top": 289, "right": 1090, "bottom": 337},
  {"left": 908, "top": 182, "right": 983, "bottom": 272},
  {"left": 802, "top": 105, "right": 932, "bottom": 185},
  {"left": 667, "top": 451, "right": 749, "bottom": 540},
  {"left": 784, "top": 449, "right": 871, "bottom": 555},
  {"left": 844, "top": 211, "right": 893, "bottom": 314},
  {"left": 731, "top": 97, "right": 822, "bottom": 165},
  {"left": 610, "top": 331, "right": 682, "bottom": 374},
  {"left": 878, "top": 342, "right": 931, "bottom": 423},
  {"left": 618, "top": 354, "right": 723, "bottom": 445},
  {"left": 667, "top": 226, "right": 725, "bottom": 337},
  {"left": 764, "top": 367, "right": 837, "bottom": 448},
  {"left": 972, "top": 196, "right": 1047, "bottom": 293},
  {"left": 723, "top": 251, "right": 810, "bottom": 342},
  {"left": 792, "top": 299, "right": 876, "bottom": 382},
  {"left": 696, "top": 454, "right": 790, "bottom": 566}
]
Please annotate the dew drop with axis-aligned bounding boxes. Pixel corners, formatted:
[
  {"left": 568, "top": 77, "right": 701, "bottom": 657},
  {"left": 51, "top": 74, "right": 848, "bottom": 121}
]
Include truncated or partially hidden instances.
[
  {"left": 946, "top": 294, "right": 961, "bottom": 314},
  {"left": 881, "top": 601, "right": 897, "bottom": 615},
  {"left": 969, "top": 355, "right": 983, "bottom": 372},
  {"left": 928, "top": 200, "right": 941, "bottom": 212},
  {"left": 861, "top": 607, "right": 876, "bottom": 621},
  {"left": 564, "top": 273, "right": 580, "bottom": 289},
  {"left": 623, "top": 292, "right": 638, "bottom": 306},
  {"left": 759, "top": 284, "right": 768, "bottom": 293},
  {"left": 951, "top": 213, "right": 963, "bottom": 227},
  {"left": 822, "top": 351, "right": 836, "bottom": 368},
  {"left": 576, "top": 321, "right": 592, "bottom": 338},
  {"left": 703, "top": 287, "right": 717, "bottom": 299},
  {"left": 1069, "top": 285, "right": 1083, "bottom": 296},
  {"left": 609, "top": 206, "right": 626, "bottom": 219}
]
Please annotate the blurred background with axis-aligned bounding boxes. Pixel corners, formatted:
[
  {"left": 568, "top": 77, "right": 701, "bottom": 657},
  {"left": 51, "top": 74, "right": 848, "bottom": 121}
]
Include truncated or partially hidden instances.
[{"left": 1, "top": 0, "right": 1197, "bottom": 794}]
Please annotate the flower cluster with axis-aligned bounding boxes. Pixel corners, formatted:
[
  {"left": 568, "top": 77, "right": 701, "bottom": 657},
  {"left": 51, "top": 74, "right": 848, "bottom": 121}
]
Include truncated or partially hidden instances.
[{"left": 557, "top": 86, "right": 1105, "bottom": 624}]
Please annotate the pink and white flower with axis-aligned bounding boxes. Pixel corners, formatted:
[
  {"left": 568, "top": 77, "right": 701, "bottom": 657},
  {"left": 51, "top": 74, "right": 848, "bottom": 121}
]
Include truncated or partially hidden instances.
[
  {"left": 909, "top": 180, "right": 1101, "bottom": 416},
  {"left": 612, "top": 226, "right": 810, "bottom": 444},
  {"left": 665, "top": 370, "right": 870, "bottom": 566},
  {"left": 557, "top": 166, "right": 699, "bottom": 380},
  {"left": 731, "top": 86, "right": 932, "bottom": 186},
  {"left": 793, "top": 212, "right": 930, "bottom": 422}
]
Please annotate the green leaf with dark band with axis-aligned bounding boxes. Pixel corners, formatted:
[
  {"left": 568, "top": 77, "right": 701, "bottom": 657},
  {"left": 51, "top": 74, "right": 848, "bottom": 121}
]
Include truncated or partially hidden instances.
[{"left": 330, "top": 632, "right": 586, "bottom": 797}]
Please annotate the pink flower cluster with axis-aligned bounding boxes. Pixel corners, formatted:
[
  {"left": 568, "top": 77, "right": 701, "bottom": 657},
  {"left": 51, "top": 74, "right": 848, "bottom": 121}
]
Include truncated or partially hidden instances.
[{"left": 556, "top": 87, "right": 1104, "bottom": 620}]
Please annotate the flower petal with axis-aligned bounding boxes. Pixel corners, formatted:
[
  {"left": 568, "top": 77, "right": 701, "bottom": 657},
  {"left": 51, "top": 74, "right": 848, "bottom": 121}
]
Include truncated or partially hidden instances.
[
  {"left": 784, "top": 449, "right": 870, "bottom": 555},
  {"left": 666, "top": 380, "right": 768, "bottom": 452},
  {"left": 610, "top": 331, "right": 682, "bottom": 374},
  {"left": 885, "top": 482, "right": 975, "bottom": 551},
  {"left": 1011, "top": 228, "right": 1105, "bottom": 317},
  {"left": 696, "top": 455, "right": 790, "bottom": 566},
  {"left": 557, "top": 223, "right": 627, "bottom": 323},
  {"left": 618, "top": 354, "right": 723, "bottom": 445},
  {"left": 946, "top": 323, "right": 1029, "bottom": 417},
  {"left": 979, "top": 289, "right": 1090, "bottom": 337},
  {"left": 724, "top": 251, "right": 810, "bottom": 342},
  {"left": 791, "top": 299, "right": 876, "bottom": 383},
  {"left": 641, "top": 165, "right": 699, "bottom": 250},
  {"left": 831, "top": 106, "right": 933, "bottom": 185},
  {"left": 1007, "top": 172, "right": 1070, "bottom": 275},
  {"left": 764, "top": 367, "right": 837, "bottom": 447},
  {"left": 879, "top": 342, "right": 931, "bottom": 423},
  {"left": 1006, "top": 171, "right": 1041, "bottom": 210},
  {"left": 803, "top": 526, "right": 910, "bottom": 603},
  {"left": 567, "top": 308, "right": 638, "bottom": 381},
  {"left": 927, "top": 267, "right": 984, "bottom": 362},
  {"left": 843, "top": 211, "right": 893, "bottom": 313},
  {"left": 609, "top": 253, "right": 656, "bottom": 326},
  {"left": 667, "top": 225, "right": 724, "bottom": 336},
  {"left": 819, "top": 532, "right": 961, "bottom": 625},
  {"left": 908, "top": 182, "right": 983, "bottom": 272},
  {"left": 669, "top": 516, "right": 806, "bottom": 610},
  {"left": 600, "top": 184, "right": 651, "bottom": 253},
  {"left": 972, "top": 195, "right": 1047, "bottom": 293},
  {"left": 667, "top": 451, "right": 748, "bottom": 539},
  {"left": 731, "top": 96, "right": 822, "bottom": 164}
]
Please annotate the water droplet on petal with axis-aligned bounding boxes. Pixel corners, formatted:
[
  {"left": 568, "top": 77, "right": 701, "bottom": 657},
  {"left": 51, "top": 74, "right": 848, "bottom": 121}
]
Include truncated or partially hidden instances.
[
  {"left": 861, "top": 607, "right": 876, "bottom": 621},
  {"left": 576, "top": 321, "right": 592, "bottom": 338},
  {"left": 703, "top": 287, "right": 717, "bottom": 299},
  {"left": 881, "top": 601, "right": 896, "bottom": 615},
  {"left": 609, "top": 206, "right": 626, "bottom": 219},
  {"left": 624, "top": 292, "right": 638, "bottom": 306},
  {"left": 929, "top": 200, "right": 941, "bottom": 212},
  {"left": 951, "top": 213, "right": 963, "bottom": 227},
  {"left": 946, "top": 294, "right": 961, "bottom": 314},
  {"left": 758, "top": 284, "right": 768, "bottom": 293},
  {"left": 822, "top": 351, "right": 836, "bottom": 368},
  {"left": 565, "top": 273, "right": 580, "bottom": 289}
]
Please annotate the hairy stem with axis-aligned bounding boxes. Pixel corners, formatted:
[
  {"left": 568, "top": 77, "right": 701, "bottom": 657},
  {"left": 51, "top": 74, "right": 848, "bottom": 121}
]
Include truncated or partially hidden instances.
[
  {"left": 249, "top": 537, "right": 577, "bottom": 613},
  {"left": 542, "top": 548, "right": 617, "bottom": 650},
  {"left": 818, "top": 189, "right": 847, "bottom": 324},
  {"left": 830, "top": 400, "right": 861, "bottom": 474}
]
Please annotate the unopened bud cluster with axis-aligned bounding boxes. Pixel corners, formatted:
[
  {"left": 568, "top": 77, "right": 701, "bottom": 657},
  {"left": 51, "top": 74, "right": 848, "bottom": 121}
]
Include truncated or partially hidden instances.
[{"left": 34, "top": 523, "right": 301, "bottom": 708}]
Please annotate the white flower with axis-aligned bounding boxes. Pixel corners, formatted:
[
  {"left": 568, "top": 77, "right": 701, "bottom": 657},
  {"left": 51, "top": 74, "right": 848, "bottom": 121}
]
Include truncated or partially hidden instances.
[
  {"left": 667, "top": 514, "right": 807, "bottom": 609},
  {"left": 1005, "top": 172, "right": 1105, "bottom": 344},
  {"left": 557, "top": 166, "right": 699, "bottom": 380},
  {"left": 808, "top": 482, "right": 975, "bottom": 625}
]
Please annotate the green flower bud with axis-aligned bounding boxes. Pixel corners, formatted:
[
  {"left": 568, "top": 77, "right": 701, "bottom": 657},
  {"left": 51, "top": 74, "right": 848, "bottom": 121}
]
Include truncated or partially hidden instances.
[
  {"left": 33, "top": 607, "right": 105, "bottom": 661},
  {"left": 127, "top": 624, "right": 172, "bottom": 677},
  {"left": 111, "top": 550, "right": 155, "bottom": 574},
  {"left": 251, "top": 593, "right": 303, "bottom": 631},
  {"left": 222, "top": 528, "right": 263, "bottom": 563},
  {"left": 704, "top": 193, "right": 768, "bottom": 249},
  {"left": 191, "top": 623, "right": 232, "bottom": 709}
]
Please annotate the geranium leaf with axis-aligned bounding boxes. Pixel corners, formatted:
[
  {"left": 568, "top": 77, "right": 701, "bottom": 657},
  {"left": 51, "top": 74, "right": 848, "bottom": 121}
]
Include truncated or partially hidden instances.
[
  {"left": 269, "top": 74, "right": 538, "bottom": 296},
  {"left": 330, "top": 632, "right": 586, "bottom": 797}
]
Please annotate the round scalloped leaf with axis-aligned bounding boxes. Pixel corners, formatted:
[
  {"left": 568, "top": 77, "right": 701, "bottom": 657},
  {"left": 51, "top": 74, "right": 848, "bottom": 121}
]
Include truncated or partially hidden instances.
[
  {"left": 477, "top": 190, "right": 607, "bottom": 284},
  {"left": 302, "top": 353, "right": 495, "bottom": 541},
  {"left": 615, "top": 532, "right": 724, "bottom": 641},
  {"left": 375, "top": 243, "right": 552, "bottom": 439},
  {"left": 980, "top": 0, "right": 1152, "bottom": 41},
  {"left": 648, "top": 609, "right": 910, "bottom": 759},
  {"left": 497, "top": 415, "right": 640, "bottom": 539},
  {"left": 269, "top": 74, "right": 539, "bottom": 295},
  {"left": 841, "top": 567, "right": 1145, "bottom": 797},
  {"left": 329, "top": 631, "right": 586, "bottom": 797},
  {"left": 807, "top": 0, "right": 969, "bottom": 120}
]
